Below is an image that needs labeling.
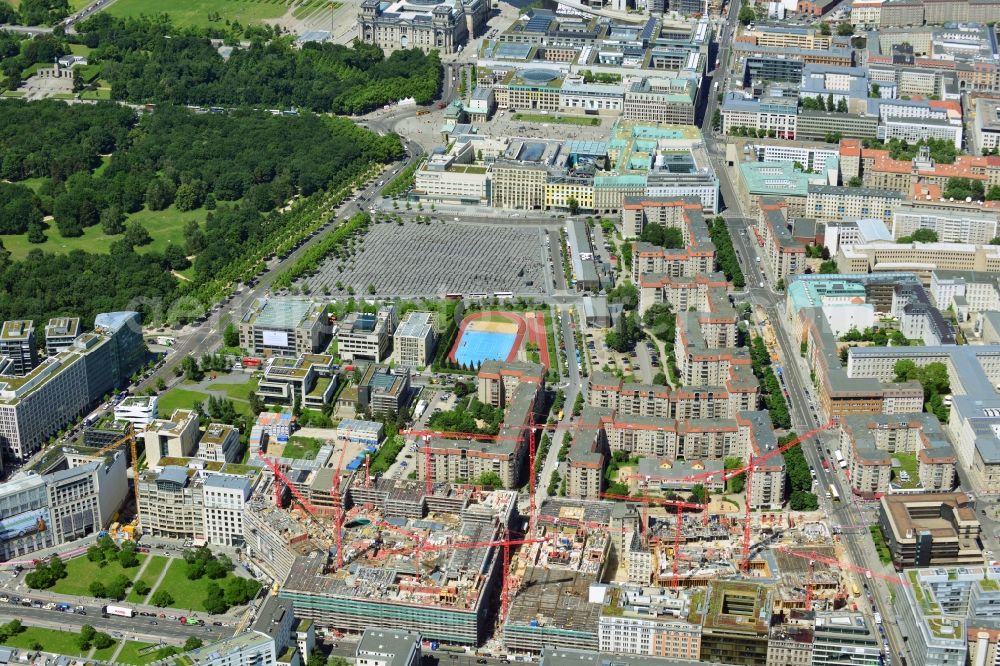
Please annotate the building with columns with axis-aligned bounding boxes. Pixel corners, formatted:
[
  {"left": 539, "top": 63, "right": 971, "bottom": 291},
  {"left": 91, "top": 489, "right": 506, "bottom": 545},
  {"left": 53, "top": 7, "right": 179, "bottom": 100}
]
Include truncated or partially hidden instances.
[{"left": 358, "top": 0, "right": 487, "bottom": 55}]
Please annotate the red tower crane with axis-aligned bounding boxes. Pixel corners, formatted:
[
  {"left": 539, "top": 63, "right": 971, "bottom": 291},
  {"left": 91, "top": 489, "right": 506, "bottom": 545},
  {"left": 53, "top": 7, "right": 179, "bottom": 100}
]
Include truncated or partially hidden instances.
[
  {"left": 666, "top": 420, "right": 836, "bottom": 573},
  {"left": 258, "top": 453, "right": 339, "bottom": 545},
  {"left": 601, "top": 493, "right": 705, "bottom": 587},
  {"left": 401, "top": 424, "right": 565, "bottom": 534},
  {"left": 330, "top": 430, "right": 352, "bottom": 571}
]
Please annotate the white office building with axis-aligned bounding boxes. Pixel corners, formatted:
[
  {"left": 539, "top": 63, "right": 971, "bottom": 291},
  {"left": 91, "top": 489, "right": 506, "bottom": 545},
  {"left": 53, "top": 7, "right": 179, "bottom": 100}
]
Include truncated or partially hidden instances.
[
  {"left": 393, "top": 311, "right": 437, "bottom": 368},
  {"left": 202, "top": 474, "right": 253, "bottom": 548},
  {"left": 114, "top": 395, "right": 158, "bottom": 430}
]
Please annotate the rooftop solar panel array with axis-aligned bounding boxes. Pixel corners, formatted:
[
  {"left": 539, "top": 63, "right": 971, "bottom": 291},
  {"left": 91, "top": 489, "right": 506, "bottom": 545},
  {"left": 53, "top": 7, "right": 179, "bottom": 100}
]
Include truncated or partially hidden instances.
[{"left": 525, "top": 14, "right": 552, "bottom": 32}]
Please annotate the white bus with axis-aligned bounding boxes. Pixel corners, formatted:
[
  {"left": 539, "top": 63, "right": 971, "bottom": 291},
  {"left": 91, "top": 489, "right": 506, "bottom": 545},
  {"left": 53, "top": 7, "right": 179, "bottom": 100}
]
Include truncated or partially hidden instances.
[
  {"left": 829, "top": 484, "right": 841, "bottom": 502},
  {"left": 834, "top": 449, "right": 846, "bottom": 469}
]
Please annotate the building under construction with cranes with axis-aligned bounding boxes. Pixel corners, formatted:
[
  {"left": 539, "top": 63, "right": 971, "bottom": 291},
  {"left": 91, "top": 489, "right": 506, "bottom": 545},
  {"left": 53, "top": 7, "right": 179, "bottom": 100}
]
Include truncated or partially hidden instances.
[
  {"left": 502, "top": 498, "right": 635, "bottom": 654},
  {"left": 274, "top": 476, "right": 521, "bottom": 645}
]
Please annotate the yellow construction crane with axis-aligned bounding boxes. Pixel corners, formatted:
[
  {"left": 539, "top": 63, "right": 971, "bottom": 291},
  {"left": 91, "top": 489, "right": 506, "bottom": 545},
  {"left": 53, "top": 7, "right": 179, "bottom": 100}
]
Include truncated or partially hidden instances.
[{"left": 87, "top": 423, "right": 142, "bottom": 523}]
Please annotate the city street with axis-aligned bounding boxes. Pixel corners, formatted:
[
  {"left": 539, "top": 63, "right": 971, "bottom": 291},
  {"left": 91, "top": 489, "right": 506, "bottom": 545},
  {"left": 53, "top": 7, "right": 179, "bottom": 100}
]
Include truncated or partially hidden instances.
[{"left": 703, "top": 9, "right": 909, "bottom": 661}]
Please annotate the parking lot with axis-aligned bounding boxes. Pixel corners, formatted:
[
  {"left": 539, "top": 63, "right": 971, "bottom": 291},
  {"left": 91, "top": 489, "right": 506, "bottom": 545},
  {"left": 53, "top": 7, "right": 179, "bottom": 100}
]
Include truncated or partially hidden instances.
[
  {"left": 583, "top": 328, "right": 660, "bottom": 382},
  {"left": 300, "top": 220, "right": 550, "bottom": 297}
]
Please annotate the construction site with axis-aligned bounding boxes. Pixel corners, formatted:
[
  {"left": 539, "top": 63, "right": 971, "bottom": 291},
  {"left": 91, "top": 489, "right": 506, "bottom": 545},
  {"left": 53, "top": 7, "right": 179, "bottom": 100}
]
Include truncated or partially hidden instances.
[{"left": 241, "top": 411, "right": 895, "bottom": 654}]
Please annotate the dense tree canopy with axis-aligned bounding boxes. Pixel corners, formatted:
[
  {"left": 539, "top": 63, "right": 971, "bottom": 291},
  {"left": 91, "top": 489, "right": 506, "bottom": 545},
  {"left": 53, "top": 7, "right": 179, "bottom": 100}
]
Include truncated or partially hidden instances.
[
  {"left": 76, "top": 14, "right": 441, "bottom": 113},
  {"left": 0, "top": 100, "right": 133, "bottom": 181},
  {"left": 0, "top": 99, "right": 401, "bottom": 328}
]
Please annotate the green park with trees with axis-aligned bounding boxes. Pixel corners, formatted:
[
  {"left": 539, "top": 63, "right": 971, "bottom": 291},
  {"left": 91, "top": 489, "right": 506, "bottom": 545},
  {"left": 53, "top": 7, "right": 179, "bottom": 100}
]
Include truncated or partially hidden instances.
[{"left": 0, "top": 12, "right": 439, "bottom": 331}]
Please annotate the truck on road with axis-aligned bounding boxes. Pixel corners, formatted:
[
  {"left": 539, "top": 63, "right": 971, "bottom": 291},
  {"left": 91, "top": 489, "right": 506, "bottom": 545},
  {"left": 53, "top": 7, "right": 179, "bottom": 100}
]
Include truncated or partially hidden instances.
[{"left": 103, "top": 605, "right": 135, "bottom": 618}]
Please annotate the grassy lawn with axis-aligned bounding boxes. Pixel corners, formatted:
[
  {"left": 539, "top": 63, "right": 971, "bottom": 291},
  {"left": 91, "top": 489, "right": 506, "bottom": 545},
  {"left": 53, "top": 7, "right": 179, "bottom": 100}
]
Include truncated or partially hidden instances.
[
  {"left": 0, "top": 626, "right": 87, "bottom": 657},
  {"left": 91, "top": 641, "right": 121, "bottom": 662},
  {"left": 116, "top": 641, "right": 163, "bottom": 666},
  {"left": 127, "top": 555, "right": 169, "bottom": 603},
  {"left": 50, "top": 554, "right": 147, "bottom": 596},
  {"left": 512, "top": 113, "right": 601, "bottom": 126},
  {"left": 19, "top": 177, "right": 48, "bottom": 193},
  {"left": 156, "top": 388, "right": 211, "bottom": 416},
  {"left": 892, "top": 452, "right": 920, "bottom": 488},
  {"left": 217, "top": 376, "right": 260, "bottom": 402},
  {"left": 81, "top": 89, "right": 112, "bottom": 100},
  {"left": 149, "top": 560, "right": 243, "bottom": 613},
  {"left": 107, "top": 0, "right": 295, "bottom": 28},
  {"left": 0, "top": 206, "right": 206, "bottom": 261},
  {"left": 281, "top": 436, "right": 323, "bottom": 460},
  {"left": 69, "top": 44, "right": 92, "bottom": 56}
]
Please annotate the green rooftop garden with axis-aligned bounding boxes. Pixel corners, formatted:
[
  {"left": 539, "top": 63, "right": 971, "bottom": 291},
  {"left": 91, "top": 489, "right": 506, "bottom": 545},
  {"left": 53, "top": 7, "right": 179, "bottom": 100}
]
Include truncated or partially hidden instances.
[{"left": 927, "top": 617, "right": 961, "bottom": 639}]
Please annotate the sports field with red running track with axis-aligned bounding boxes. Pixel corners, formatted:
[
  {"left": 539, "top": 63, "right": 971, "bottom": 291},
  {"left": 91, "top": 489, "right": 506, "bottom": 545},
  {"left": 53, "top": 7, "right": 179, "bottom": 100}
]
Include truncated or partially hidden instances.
[{"left": 449, "top": 311, "right": 551, "bottom": 370}]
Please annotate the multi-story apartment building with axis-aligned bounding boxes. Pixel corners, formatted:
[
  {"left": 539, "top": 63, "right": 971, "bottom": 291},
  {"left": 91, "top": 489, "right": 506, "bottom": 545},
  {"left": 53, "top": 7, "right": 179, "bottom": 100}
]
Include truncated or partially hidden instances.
[
  {"left": 393, "top": 312, "right": 437, "bottom": 368},
  {"left": 46, "top": 452, "right": 129, "bottom": 545},
  {"left": 43, "top": 317, "right": 80, "bottom": 357},
  {"left": 357, "top": 0, "right": 486, "bottom": 55},
  {"left": 839, "top": 413, "right": 956, "bottom": 495},
  {"left": 588, "top": 368, "right": 758, "bottom": 421},
  {"left": 805, "top": 185, "right": 902, "bottom": 224},
  {"left": 757, "top": 199, "right": 807, "bottom": 282},
  {"left": 138, "top": 465, "right": 205, "bottom": 541},
  {"left": 424, "top": 374, "right": 541, "bottom": 489},
  {"left": 892, "top": 203, "right": 999, "bottom": 245},
  {"left": 811, "top": 613, "right": 881, "bottom": 666},
  {"left": 894, "top": 566, "right": 1000, "bottom": 666},
  {"left": 143, "top": 408, "right": 199, "bottom": 470},
  {"left": 239, "top": 298, "right": 330, "bottom": 358},
  {"left": 198, "top": 422, "right": 242, "bottom": 464},
  {"left": 837, "top": 241, "right": 1000, "bottom": 283},
  {"left": 674, "top": 313, "right": 747, "bottom": 388},
  {"left": 477, "top": 360, "right": 545, "bottom": 409},
  {"left": 337, "top": 306, "right": 398, "bottom": 363},
  {"left": 0, "top": 320, "right": 38, "bottom": 377},
  {"left": 598, "top": 586, "right": 701, "bottom": 660},
  {"left": 636, "top": 272, "right": 731, "bottom": 316},
  {"left": 203, "top": 474, "right": 252, "bottom": 547}
]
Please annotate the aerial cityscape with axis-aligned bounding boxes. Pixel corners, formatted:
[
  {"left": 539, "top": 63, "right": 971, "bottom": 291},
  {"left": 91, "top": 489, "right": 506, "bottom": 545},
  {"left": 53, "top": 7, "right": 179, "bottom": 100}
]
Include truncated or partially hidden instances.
[{"left": 5, "top": 0, "right": 1000, "bottom": 664}]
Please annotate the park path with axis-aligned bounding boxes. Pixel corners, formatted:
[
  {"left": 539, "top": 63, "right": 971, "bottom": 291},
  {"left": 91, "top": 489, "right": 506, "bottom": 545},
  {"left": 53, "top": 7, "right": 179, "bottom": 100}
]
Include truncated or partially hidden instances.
[
  {"left": 143, "top": 560, "right": 172, "bottom": 605},
  {"left": 108, "top": 640, "right": 127, "bottom": 664},
  {"left": 131, "top": 556, "right": 155, "bottom": 605}
]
